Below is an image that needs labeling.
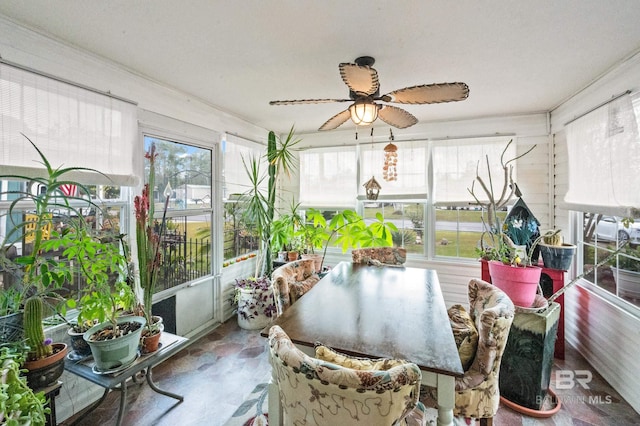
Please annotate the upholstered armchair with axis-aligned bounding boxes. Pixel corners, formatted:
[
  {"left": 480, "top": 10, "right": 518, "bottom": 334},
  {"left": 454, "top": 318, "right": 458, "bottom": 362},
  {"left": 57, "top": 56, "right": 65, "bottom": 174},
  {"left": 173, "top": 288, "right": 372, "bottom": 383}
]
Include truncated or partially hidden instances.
[
  {"left": 422, "top": 278, "right": 515, "bottom": 426},
  {"left": 351, "top": 247, "right": 407, "bottom": 265},
  {"left": 271, "top": 259, "right": 320, "bottom": 315},
  {"left": 268, "top": 325, "right": 427, "bottom": 426}
]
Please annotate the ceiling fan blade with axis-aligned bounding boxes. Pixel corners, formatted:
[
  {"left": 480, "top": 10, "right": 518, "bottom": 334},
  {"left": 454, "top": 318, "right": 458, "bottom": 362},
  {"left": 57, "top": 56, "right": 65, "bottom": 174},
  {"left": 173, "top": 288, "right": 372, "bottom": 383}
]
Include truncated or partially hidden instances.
[
  {"left": 319, "top": 109, "right": 352, "bottom": 131},
  {"left": 339, "top": 63, "right": 379, "bottom": 96},
  {"left": 384, "top": 82, "right": 469, "bottom": 104},
  {"left": 378, "top": 105, "right": 418, "bottom": 129},
  {"left": 270, "top": 98, "right": 350, "bottom": 105}
]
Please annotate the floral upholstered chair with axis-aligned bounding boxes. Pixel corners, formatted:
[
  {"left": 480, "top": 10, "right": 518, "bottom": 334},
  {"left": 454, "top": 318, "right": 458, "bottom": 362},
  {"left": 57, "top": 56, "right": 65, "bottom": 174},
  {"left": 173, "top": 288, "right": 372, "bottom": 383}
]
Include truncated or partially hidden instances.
[
  {"left": 351, "top": 247, "right": 407, "bottom": 266},
  {"left": 268, "top": 325, "right": 427, "bottom": 426},
  {"left": 421, "top": 278, "right": 515, "bottom": 426},
  {"left": 271, "top": 259, "right": 320, "bottom": 315}
]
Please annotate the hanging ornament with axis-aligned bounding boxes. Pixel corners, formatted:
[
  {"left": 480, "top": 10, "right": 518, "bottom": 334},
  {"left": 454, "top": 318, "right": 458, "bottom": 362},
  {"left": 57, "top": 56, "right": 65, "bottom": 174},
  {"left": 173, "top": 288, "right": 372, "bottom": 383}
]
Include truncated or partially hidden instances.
[
  {"left": 363, "top": 176, "right": 381, "bottom": 200},
  {"left": 383, "top": 129, "right": 397, "bottom": 181}
]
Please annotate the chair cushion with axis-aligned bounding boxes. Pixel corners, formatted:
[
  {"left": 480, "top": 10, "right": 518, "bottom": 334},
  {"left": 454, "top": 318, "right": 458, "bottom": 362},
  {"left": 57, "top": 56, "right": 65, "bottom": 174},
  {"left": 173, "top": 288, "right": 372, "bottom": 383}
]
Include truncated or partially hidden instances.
[
  {"left": 270, "top": 326, "right": 421, "bottom": 391},
  {"left": 272, "top": 259, "right": 320, "bottom": 313},
  {"left": 447, "top": 304, "right": 479, "bottom": 371},
  {"left": 315, "top": 345, "right": 408, "bottom": 371}
]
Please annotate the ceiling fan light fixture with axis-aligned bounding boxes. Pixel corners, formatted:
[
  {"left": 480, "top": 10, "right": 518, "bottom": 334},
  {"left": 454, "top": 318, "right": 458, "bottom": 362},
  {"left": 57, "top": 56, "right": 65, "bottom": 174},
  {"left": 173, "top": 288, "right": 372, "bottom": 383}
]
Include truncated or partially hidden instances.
[{"left": 349, "top": 99, "right": 379, "bottom": 125}]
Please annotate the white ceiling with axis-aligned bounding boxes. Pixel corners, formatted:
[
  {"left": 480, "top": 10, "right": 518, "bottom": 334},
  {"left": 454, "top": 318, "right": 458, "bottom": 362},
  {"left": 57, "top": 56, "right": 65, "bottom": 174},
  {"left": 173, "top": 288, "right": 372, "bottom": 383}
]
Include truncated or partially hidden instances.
[{"left": 1, "top": 1, "right": 640, "bottom": 135}]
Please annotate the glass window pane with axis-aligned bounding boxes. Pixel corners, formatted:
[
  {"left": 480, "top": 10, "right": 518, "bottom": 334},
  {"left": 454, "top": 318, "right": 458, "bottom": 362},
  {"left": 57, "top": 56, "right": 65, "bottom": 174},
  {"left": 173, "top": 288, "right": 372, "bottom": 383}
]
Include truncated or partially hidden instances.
[
  {"left": 157, "top": 214, "right": 212, "bottom": 291},
  {"left": 362, "top": 201, "right": 425, "bottom": 254},
  {"left": 434, "top": 206, "right": 507, "bottom": 259},
  {"left": 581, "top": 212, "right": 640, "bottom": 308},
  {"left": 144, "top": 136, "right": 212, "bottom": 210}
]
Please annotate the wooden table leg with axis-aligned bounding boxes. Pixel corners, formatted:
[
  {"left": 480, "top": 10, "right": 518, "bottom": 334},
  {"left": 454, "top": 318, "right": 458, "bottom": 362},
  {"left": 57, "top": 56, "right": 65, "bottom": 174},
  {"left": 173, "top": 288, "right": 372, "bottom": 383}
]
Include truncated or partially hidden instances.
[{"left": 436, "top": 374, "right": 455, "bottom": 426}]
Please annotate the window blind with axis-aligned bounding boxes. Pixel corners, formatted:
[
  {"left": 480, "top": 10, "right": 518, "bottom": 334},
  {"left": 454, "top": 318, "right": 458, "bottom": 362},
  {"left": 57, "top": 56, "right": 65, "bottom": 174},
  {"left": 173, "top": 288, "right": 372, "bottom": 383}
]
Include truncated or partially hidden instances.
[
  {"left": 222, "top": 134, "right": 266, "bottom": 200},
  {"left": 432, "top": 136, "right": 514, "bottom": 205},
  {"left": 299, "top": 146, "right": 357, "bottom": 208},
  {"left": 565, "top": 93, "right": 640, "bottom": 216},
  {"left": 359, "top": 140, "right": 428, "bottom": 198},
  {"left": 0, "top": 62, "right": 138, "bottom": 186}
]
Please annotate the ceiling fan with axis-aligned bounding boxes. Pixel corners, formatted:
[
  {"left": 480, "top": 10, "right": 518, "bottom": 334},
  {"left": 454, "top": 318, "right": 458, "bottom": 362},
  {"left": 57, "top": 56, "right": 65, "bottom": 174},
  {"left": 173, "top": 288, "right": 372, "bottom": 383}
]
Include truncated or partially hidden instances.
[{"left": 269, "top": 56, "right": 469, "bottom": 131}]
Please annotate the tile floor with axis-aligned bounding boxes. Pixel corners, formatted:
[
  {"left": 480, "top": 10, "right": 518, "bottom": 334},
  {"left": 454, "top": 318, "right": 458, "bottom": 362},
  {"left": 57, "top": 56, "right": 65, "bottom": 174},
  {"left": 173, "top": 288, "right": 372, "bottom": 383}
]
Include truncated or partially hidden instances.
[{"left": 60, "top": 319, "right": 639, "bottom": 426}]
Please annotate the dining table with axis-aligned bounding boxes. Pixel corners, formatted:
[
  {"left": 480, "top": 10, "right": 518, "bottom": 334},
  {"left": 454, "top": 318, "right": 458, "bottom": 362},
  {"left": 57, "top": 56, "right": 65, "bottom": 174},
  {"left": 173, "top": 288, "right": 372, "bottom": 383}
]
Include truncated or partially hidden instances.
[{"left": 261, "top": 260, "right": 464, "bottom": 426}]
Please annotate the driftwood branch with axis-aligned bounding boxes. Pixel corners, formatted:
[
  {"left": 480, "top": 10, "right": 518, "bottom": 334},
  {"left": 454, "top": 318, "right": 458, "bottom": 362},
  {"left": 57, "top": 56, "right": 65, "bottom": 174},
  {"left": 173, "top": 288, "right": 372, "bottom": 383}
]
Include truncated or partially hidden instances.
[{"left": 467, "top": 139, "right": 534, "bottom": 230}]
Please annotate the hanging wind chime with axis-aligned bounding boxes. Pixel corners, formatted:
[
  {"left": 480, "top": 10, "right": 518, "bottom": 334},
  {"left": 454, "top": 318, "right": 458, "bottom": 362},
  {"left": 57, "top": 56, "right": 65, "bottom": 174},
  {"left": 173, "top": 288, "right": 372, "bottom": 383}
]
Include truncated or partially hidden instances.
[{"left": 383, "top": 129, "right": 397, "bottom": 181}]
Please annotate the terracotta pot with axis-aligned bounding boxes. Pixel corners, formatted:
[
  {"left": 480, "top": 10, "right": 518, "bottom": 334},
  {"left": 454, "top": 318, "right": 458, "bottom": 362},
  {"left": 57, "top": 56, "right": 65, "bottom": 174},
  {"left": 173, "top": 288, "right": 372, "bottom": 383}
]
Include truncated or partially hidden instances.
[
  {"left": 141, "top": 315, "right": 164, "bottom": 354},
  {"left": 141, "top": 329, "right": 162, "bottom": 354},
  {"left": 488, "top": 261, "right": 542, "bottom": 307},
  {"left": 23, "top": 343, "right": 68, "bottom": 389},
  {"left": 287, "top": 251, "right": 299, "bottom": 261}
]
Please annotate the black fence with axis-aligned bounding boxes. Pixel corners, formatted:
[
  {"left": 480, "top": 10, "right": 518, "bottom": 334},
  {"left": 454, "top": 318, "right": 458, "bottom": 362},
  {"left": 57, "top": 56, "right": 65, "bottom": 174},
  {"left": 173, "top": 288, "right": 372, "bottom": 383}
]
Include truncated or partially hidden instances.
[{"left": 157, "top": 230, "right": 211, "bottom": 291}]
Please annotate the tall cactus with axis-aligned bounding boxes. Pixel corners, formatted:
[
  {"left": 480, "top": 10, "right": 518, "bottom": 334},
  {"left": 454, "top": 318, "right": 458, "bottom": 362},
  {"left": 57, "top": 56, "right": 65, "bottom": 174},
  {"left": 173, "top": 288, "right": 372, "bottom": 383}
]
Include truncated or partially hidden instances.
[
  {"left": 265, "top": 131, "right": 277, "bottom": 276},
  {"left": 24, "top": 297, "right": 52, "bottom": 359}
]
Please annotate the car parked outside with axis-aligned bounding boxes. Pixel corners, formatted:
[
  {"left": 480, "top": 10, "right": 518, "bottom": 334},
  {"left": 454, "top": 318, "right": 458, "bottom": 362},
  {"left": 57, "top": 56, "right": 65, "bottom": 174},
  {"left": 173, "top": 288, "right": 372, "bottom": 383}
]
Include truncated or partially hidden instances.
[{"left": 594, "top": 216, "right": 640, "bottom": 244}]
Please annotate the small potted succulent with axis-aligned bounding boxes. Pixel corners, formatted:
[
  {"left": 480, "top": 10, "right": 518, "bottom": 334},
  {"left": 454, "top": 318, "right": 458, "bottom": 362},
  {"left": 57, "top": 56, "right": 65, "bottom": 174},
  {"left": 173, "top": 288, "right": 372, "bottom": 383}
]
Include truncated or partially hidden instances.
[{"left": 538, "top": 229, "right": 577, "bottom": 271}]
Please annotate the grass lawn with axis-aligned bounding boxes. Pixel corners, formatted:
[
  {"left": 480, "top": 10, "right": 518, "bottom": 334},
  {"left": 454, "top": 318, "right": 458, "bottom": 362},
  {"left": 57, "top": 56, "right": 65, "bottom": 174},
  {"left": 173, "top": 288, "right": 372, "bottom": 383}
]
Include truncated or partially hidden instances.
[{"left": 434, "top": 230, "right": 483, "bottom": 258}]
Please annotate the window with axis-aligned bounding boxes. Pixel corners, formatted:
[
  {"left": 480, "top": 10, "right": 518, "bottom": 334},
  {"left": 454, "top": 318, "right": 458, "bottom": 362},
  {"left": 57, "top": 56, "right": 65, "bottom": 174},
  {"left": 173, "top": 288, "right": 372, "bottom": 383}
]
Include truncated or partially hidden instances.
[
  {"left": 0, "top": 62, "right": 137, "bottom": 300},
  {"left": 300, "top": 146, "right": 357, "bottom": 209},
  {"left": 432, "top": 137, "right": 515, "bottom": 258},
  {"left": 296, "top": 137, "right": 525, "bottom": 260},
  {"left": 0, "top": 61, "right": 138, "bottom": 185},
  {"left": 222, "top": 135, "right": 265, "bottom": 261},
  {"left": 580, "top": 213, "right": 640, "bottom": 309},
  {"left": 362, "top": 202, "right": 425, "bottom": 254},
  {"left": 359, "top": 141, "right": 427, "bottom": 198},
  {"left": 568, "top": 92, "right": 640, "bottom": 310},
  {"left": 144, "top": 135, "right": 213, "bottom": 290},
  {"left": 0, "top": 179, "right": 128, "bottom": 301}
]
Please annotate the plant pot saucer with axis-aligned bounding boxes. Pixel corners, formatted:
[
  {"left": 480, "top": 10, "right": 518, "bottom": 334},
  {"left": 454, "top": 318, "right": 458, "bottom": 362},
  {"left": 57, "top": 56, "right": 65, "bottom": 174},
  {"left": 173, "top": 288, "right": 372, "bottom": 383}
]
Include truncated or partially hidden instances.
[
  {"left": 67, "top": 350, "right": 92, "bottom": 362},
  {"left": 141, "top": 341, "right": 162, "bottom": 356},
  {"left": 91, "top": 352, "right": 140, "bottom": 375}
]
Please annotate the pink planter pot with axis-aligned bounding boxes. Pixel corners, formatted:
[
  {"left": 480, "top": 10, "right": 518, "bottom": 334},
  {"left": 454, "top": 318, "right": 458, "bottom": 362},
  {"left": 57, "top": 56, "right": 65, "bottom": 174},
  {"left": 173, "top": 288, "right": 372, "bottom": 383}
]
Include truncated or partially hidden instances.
[{"left": 488, "top": 261, "right": 542, "bottom": 307}]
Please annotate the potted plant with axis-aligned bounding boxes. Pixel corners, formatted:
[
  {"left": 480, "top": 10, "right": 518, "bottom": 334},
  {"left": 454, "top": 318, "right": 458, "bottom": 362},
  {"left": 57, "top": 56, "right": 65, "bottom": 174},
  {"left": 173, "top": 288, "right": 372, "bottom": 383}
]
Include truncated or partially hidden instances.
[
  {"left": 538, "top": 229, "right": 577, "bottom": 271},
  {"left": 60, "top": 228, "right": 140, "bottom": 371},
  {"left": 231, "top": 276, "right": 277, "bottom": 330},
  {"left": 298, "top": 208, "right": 330, "bottom": 273},
  {"left": 467, "top": 139, "right": 542, "bottom": 307},
  {"left": 229, "top": 128, "right": 300, "bottom": 328},
  {"left": 80, "top": 274, "right": 142, "bottom": 371},
  {"left": 610, "top": 245, "right": 640, "bottom": 299},
  {"left": 270, "top": 201, "right": 303, "bottom": 262},
  {"left": 0, "top": 344, "right": 49, "bottom": 425},
  {"left": 0, "top": 135, "right": 113, "bottom": 387},
  {"left": 134, "top": 143, "right": 169, "bottom": 353}
]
